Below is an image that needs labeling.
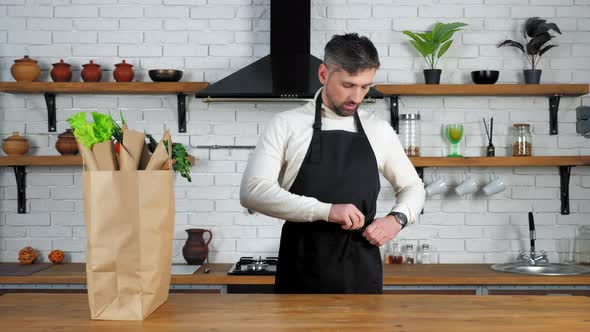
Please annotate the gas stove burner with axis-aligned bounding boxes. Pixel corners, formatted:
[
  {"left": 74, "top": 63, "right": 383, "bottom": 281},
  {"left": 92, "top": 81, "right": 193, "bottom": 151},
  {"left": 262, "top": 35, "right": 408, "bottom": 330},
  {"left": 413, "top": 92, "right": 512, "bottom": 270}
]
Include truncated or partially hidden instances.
[{"left": 227, "top": 256, "right": 278, "bottom": 275}]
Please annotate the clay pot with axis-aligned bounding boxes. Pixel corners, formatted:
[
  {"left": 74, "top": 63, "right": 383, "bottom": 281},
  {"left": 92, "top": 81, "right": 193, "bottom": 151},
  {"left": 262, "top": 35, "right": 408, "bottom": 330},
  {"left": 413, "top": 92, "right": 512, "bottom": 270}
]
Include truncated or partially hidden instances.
[
  {"left": 10, "top": 55, "right": 41, "bottom": 82},
  {"left": 50, "top": 59, "right": 72, "bottom": 82},
  {"left": 113, "top": 60, "right": 134, "bottom": 82},
  {"left": 81, "top": 60, "right": 102, "bottom": 82},
  {"left": 55, "top": 129, "right": 79, "bottom": 155},
  {"left": 2, "top": 132, "right": 30, "bottom": 156},
  {"left": 182, "top": 228, "right": 212, "bottom": 265}
]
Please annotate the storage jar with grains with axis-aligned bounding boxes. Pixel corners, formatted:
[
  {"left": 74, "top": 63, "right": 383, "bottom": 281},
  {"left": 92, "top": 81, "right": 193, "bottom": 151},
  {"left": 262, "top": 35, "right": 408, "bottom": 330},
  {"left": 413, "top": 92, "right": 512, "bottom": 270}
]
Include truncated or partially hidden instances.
[
  {"left": 512, "top": 123, "right": 532, "bottom": 156},
  {"left": 399, "top": 113, "right": 421, "bottom": 156}
]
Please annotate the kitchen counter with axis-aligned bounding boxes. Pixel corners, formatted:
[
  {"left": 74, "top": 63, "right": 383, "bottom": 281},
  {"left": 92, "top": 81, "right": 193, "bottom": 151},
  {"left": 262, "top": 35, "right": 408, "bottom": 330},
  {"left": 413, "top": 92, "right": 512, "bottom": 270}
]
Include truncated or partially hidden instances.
[
  {"left": 1, "top": 263, "right": 590, "bottom": 285},
  {"left": 1, "top": 293, "right": 589, "bottom": 331}
]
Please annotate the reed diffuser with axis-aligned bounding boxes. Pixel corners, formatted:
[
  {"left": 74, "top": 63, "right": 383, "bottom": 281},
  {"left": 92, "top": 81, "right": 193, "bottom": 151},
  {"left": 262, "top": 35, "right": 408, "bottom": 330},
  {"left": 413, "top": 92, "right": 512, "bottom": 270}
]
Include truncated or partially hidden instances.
[{"left": 483, "top": 117, "right": 495, "bottom": 157}]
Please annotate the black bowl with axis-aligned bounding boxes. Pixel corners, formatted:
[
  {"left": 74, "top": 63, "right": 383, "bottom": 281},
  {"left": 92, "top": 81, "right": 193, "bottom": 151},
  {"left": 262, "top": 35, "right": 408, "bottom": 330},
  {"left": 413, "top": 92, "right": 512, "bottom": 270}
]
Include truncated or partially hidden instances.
[
  {"left": 471, "top": 70, "right": 499, "bottom": 84},
  {"left": 149, "top": 69, "right": 183, "bottom": 82}
]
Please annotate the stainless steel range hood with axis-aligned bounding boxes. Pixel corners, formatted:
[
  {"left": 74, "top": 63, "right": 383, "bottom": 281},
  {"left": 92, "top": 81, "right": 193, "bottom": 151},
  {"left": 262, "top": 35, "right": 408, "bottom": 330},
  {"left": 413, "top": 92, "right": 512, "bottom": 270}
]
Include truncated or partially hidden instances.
[{"left": 195, "top": 0, "right": 382, "bottom": 102}]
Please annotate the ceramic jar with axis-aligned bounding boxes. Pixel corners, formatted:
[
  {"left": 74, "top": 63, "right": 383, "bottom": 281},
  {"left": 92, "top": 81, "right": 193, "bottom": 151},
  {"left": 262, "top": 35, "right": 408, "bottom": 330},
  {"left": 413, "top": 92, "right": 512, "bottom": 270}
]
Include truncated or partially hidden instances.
[
  {"left": 113, "top": 60, "right": 134, "bottom": 82},
  {"left": 50, "top": 59, "right": 72, "bottom": 82},
  {"left": 2, "top": 132, "right": 30, "bottom": 156},
  {"left": 55, "top": 129, "right": 78, "bottom": 155},
  {"left": 81, "top": 60, "right": 102, "bottom": 82},
  {"left": 182, "top": 229, "right": 212, "bottom": 265},
  {"left": 10, "top": 56, "right": 41, "bottom": 82}
]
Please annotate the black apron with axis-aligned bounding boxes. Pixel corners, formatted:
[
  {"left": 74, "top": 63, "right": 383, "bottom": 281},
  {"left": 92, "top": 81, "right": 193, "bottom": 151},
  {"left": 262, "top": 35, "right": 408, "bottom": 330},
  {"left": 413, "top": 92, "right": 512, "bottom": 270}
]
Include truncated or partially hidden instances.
[{"left": 274, "top": 92, "right": 382, "bottom": 294}]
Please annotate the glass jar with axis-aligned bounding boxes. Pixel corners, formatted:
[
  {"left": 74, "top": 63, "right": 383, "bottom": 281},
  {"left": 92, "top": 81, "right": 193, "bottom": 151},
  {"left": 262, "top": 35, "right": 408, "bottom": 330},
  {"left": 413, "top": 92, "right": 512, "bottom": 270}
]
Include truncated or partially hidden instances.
[
  {"left": 404, "top": 244, "right": 416, "bottom": 264},
  {"left": 512, "top": 123, "right": 533, "bottom": 156},
  {"left": 385, "top": 241, "right": 403, "bottom": 264},
  {"left": 399, "top": 113, "right": 421, "bottom": 156},
  {"left": 417, "top": 244, "right": 431, "bottom": 264}
]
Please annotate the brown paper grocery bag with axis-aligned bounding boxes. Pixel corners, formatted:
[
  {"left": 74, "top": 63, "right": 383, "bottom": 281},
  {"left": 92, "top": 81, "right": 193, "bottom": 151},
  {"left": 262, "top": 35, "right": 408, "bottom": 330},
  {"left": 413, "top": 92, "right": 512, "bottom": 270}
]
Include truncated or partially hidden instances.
[
  {"left": 92, "top": 141, "right": 119, "bottom": 171},
  {"left": 83, "top": 170, "right": 175, "bottom": 320}
]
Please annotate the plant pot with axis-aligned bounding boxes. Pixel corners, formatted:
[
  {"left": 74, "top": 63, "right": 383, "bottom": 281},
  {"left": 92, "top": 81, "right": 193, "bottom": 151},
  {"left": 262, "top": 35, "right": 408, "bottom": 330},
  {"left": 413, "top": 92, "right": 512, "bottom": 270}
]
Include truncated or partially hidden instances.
[
  {"left": 55, "top": 129, "right": 79, "bottom": 155},
  {"left": 81, "top": 60, "right": 102, "bottom": 82},
  {"left": 423, "top": 69, "right": 442, "bottom": 84},
  {"left": 524, "top": 69, "right": 542, "bottom": 84},
  {"left": 50, "top": 59, "right": 72, "bottom": 82},
  {"left": 2, "top": 132, "right": 30, "bottom": 156},
  {"left": 113, "top": 59, "right": 134, "bottom": 82},
  {"left": 10, "top": 56, "right": 41, "bottom": 82},
  {"left": 182, "top": 228, "right": 212, "bottom": 265}
]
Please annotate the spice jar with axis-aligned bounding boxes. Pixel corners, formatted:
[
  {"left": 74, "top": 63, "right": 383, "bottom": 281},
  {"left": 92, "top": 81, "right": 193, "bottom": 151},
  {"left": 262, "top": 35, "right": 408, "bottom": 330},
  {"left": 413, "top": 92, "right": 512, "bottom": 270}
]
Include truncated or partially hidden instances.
[
  {"left": 385, "top": 241, "right": 403, "bottom": 264},
  {"left": 512, "top": 123, "right": 533, "bottom": 156},
  {"left": 404, "top": 244, "right": 416, "bottom": 264},
  {"left": 417, "top": 244, "right": 431, "bottom": 264},
  {"left": 399, "top": 113, "right": 421, "bottom": 156}
]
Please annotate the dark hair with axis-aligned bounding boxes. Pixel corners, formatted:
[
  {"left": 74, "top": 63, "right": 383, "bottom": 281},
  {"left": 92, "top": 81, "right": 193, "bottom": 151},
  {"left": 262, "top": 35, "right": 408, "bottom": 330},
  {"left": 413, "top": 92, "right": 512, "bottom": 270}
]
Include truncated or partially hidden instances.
[{"left": 324, "top": 33, "right": 380, "bottom": 73}]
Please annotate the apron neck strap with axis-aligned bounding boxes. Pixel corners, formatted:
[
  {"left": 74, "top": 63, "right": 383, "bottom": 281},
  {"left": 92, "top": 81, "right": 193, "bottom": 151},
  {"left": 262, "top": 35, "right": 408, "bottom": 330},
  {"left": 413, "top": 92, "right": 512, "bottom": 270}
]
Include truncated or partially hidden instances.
[{"left": 314, "top": 92, "right": 367, "bottom": 136}]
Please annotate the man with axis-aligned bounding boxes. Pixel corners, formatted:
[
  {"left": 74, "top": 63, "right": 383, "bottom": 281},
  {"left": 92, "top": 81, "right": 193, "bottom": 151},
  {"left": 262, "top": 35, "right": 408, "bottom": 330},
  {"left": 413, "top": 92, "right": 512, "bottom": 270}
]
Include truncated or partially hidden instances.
[{"left": 240, "top": 33, "right": 425, "bottom": 294}]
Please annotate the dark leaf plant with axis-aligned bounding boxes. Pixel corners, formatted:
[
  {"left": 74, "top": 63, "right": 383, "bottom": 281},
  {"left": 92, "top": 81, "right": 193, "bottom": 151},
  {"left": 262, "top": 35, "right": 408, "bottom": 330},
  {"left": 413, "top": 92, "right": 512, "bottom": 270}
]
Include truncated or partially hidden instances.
[
  {"left": 403, "top": 22, "right": 468, "bottom": 70},
  {"left": 498, "top": 17, "right": 561, "bottom": 70}
]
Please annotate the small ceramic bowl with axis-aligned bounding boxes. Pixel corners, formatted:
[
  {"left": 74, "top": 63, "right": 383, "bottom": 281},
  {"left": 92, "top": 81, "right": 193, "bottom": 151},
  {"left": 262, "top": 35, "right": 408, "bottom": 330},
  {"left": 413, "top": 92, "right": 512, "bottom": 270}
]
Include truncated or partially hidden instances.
[
  {"left": 471, "top": 70, "right": 499, "bottom": 84},
  {"left": 149, "top": 69, "right": 183, "bottom": 82}
]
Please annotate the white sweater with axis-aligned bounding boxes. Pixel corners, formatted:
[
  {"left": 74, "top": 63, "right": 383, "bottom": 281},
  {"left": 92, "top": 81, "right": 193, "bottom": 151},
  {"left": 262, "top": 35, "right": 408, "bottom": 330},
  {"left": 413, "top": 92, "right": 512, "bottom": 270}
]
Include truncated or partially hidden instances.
[{"left": 240, "top": 89, "right": 426, "bottom": 225}]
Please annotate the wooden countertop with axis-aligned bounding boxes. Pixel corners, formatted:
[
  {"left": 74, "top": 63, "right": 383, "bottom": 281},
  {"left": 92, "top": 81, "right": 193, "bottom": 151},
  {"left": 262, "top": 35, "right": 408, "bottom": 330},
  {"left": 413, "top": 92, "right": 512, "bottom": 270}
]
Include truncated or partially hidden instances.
[
  {"left": 1, "top": 293, "right": 590, "bottom": 331},
  {"left": 2, "top": 263, "right": 590, "bottom": 285}
]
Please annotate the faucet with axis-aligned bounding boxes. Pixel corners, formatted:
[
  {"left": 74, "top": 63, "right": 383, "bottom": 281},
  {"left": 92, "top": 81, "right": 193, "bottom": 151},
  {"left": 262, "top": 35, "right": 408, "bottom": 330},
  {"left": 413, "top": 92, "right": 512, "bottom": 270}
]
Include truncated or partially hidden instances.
[{"left": 516, "top": 212, "right": 549, "bottom": 265}]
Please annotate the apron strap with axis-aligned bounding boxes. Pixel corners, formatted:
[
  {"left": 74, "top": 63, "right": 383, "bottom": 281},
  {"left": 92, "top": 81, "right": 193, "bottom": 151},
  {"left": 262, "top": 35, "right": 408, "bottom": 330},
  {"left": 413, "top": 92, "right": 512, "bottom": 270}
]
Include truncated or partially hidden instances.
[{"left": 310, "top": 93, "right": 323, "bottom": 163}]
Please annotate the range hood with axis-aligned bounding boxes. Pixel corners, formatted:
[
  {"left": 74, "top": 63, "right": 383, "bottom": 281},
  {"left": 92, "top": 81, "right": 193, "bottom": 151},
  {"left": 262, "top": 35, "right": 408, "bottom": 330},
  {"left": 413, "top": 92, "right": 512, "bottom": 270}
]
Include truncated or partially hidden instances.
[{"left": 195, "top": 0, "right": 383, "bottom": 102}]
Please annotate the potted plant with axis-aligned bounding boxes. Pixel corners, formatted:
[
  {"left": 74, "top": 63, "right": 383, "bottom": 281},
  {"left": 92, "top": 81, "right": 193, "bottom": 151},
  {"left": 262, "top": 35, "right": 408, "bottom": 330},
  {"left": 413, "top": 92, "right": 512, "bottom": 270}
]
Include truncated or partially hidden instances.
[
  {"left": 403, "top": 22, "right": 467, "bottom": 84},
  {"left": 498, "top": 17, "right": 561, "bottom": 84}
]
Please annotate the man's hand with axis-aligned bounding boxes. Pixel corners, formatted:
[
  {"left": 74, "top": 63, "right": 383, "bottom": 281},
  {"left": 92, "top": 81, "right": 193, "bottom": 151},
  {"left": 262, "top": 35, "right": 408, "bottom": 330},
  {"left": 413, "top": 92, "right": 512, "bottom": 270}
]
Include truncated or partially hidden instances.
[
  {"left": 328, "top": 204, "right": 365, "bottom": 230},
  {"left": 362, "top": 215, "right": 402, "bottom": 246}
]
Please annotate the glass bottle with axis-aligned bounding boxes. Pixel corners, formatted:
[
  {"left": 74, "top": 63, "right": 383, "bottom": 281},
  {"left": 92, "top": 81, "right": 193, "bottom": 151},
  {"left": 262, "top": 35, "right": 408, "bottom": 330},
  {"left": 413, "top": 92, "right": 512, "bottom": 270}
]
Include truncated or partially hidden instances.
[
  {"left": 399, "top": 113, "right": 421, "bottom": 156},
  {"left": 385, "top": 241, "right": 404, "bottom": 264},
  {"left": 418, "top": 244, "right": 431, "bottom": 264},
  {"left": 404, "top": 244, "right": 416, "bottom": 264},
  {"left": 512, "top": 123, "right": 533, "bottom": 156}
]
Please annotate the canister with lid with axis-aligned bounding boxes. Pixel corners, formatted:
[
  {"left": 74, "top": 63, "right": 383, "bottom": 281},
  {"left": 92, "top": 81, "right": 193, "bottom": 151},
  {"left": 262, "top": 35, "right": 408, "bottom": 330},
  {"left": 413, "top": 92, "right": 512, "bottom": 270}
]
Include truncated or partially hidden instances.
[{"left": 399, "top": 113, "right": 421, "bottom": 156}]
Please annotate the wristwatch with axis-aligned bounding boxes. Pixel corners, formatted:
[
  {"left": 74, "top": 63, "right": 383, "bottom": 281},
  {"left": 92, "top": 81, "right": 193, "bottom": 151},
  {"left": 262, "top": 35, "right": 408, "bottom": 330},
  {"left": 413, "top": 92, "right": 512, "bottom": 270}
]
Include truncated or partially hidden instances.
[{"left": 387, "top": 212, "right": 408, "bottom": 229}]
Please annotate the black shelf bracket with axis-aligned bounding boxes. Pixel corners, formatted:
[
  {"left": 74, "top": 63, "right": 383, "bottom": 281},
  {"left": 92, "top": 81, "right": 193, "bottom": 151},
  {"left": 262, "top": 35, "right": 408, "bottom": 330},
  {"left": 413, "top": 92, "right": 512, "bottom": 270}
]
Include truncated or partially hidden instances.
[
  {"left": 14, "top": 166, "right": 26, "bottom": 214},
  {"left": 416, "top": 167, "right": 424, "bottom": 215},
  {"left": 559, "top": 165, "right": 572, "bottom": 215},
  {"left": 177, "top": 93, "right": 187, "bottom": 133},
  {"left": 44, "top": 92, "right": 57, "bottom": 132},
  {"left": 390, "top": 96, "right": 400, "bottom": 134},
  {"left": 549, "top": 95, "right": 561, "bottom": 135}
]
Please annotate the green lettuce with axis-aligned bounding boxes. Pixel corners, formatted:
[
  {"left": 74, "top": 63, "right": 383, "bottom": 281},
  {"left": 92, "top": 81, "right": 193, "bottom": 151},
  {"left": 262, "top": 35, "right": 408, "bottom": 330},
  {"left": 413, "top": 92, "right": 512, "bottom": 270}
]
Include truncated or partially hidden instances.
[{"left": 66, "top": 111, "right": 114, "bottom": 150}]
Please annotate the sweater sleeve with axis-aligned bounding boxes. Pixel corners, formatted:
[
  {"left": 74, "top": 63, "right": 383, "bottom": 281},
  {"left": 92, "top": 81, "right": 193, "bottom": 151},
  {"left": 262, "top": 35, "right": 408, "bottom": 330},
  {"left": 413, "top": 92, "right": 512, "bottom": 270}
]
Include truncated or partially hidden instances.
[
  {"left": 239, "top": 114, "right": 332, "bottom": 222},
  {"left": 378, "top": 122, "right": 426, "bottom": 224}
]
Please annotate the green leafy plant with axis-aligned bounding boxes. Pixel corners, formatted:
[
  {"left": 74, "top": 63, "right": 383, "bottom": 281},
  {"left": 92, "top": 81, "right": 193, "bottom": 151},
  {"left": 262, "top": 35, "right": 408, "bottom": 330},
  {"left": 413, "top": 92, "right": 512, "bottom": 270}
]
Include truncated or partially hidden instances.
[
  {"left": 498, "top": 17, "right": 561, "bottom": 70},
  {"left": 163, "top": 139, "right": 192, "bottom": 182},
  {"left": 403, "top": 22, "right": 467, "bottom": 70}
]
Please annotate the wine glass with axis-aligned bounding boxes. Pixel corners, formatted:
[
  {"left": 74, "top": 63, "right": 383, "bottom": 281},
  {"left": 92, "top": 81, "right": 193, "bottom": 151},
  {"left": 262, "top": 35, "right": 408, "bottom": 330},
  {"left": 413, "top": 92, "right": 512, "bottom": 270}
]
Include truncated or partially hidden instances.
[{"left": 445, "top": 124, "right": 464, "bottom": 157}]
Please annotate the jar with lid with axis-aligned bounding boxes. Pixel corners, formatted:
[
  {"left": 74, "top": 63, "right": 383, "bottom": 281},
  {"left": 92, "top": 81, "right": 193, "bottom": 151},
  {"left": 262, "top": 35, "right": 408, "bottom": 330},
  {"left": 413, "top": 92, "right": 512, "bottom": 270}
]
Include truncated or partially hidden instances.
[
  {"left": 404, "top": 244, "right": 416, "bottom": 264},
  {"left": 417, "top": 244, "right": 431, "bottom": 264},
  {"left": 399, "top": 113, "right": 421, "bottom": 156},
  {"left": 385, "top": 241, "right": 403, "bottom": 264},
  {"left": 512, "top": 123, "right": 532, "bottom": 156}
]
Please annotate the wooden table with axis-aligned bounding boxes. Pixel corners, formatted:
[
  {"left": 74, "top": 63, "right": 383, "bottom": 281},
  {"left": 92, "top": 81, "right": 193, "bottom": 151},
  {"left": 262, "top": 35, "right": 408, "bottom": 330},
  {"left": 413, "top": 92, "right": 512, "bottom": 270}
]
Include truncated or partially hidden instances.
[{"left": 1, "top": 293, "right": 590, "bottom": 331}]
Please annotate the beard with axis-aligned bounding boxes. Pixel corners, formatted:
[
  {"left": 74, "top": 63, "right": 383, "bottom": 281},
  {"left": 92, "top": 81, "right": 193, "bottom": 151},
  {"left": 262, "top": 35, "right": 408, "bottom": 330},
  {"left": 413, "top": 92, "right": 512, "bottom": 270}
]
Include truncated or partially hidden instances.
[{"left": 323, "top": 89, "right": 359, "bottom": 117}]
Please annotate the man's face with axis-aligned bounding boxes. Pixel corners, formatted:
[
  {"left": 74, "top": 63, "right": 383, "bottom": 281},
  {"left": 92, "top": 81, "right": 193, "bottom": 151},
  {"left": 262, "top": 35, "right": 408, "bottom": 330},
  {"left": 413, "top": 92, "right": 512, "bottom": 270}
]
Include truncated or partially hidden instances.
[{"left": 318, "top": 64, "right": 376, "bottom": 117}]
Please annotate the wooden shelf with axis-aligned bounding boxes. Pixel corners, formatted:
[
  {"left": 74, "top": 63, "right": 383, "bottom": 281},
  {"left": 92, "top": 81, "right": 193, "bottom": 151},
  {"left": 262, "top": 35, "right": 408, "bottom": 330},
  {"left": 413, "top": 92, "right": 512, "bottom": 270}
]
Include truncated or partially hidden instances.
[
  {"left": 0, "top": 155, "right": 195, "bottom": 167},
  {"left": 375, "top": 84, "right": 589, "bottom": 96},
  {"left": 409, "top": 156, "right": 590, "bottom": 167},
  {"left": 0, "top": 82, "right": 209, "bottom": 94}
]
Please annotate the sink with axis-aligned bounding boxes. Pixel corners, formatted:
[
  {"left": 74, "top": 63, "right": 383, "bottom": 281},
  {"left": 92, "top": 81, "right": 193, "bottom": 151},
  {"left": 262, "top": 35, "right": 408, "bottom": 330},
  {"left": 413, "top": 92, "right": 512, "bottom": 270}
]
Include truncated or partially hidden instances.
[{"left": 491, "top": 262, "right": 590, "bottom": 276}]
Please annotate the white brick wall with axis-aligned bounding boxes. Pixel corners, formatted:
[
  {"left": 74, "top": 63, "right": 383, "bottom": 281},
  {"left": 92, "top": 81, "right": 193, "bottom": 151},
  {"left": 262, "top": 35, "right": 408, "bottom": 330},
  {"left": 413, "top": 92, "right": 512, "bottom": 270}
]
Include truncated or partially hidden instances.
[{"left": 0, "top": 0, "right": 588, "bottom": 264}]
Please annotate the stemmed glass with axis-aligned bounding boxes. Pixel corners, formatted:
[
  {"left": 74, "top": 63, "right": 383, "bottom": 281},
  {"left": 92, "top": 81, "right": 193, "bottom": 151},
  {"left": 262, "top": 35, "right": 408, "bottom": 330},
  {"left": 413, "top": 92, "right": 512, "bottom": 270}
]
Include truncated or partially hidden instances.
[{"left": 445, "top": 124, "right": 464, "bottom": 157}]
